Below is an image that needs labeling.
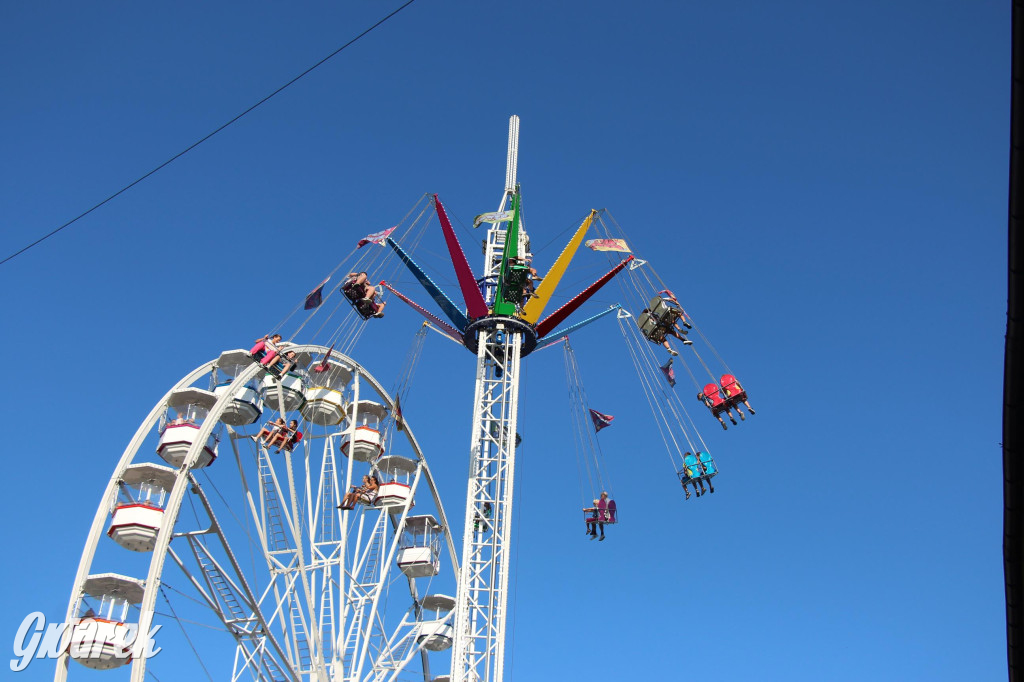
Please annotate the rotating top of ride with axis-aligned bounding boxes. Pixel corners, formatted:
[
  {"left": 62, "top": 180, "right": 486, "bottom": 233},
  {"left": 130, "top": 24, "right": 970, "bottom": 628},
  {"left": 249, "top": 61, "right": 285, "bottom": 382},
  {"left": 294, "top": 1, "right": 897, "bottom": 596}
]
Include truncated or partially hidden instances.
[{"left": 380, "top": 187, "right": 633, "bottom": 359}]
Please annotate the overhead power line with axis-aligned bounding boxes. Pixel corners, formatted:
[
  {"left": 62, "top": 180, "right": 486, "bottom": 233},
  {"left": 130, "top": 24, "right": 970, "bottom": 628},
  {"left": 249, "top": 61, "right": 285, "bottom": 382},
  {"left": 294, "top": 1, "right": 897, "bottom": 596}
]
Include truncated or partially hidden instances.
[{"left": 0, "top": 0, "right": 420, "bottom": 267}]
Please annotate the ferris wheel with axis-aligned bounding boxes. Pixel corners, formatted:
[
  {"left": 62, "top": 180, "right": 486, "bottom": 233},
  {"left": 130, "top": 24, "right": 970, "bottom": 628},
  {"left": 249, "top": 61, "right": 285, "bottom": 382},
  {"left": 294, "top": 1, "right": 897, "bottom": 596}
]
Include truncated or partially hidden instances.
[{"left": 55, "top": 345, "right": 460, "bottom": 682}]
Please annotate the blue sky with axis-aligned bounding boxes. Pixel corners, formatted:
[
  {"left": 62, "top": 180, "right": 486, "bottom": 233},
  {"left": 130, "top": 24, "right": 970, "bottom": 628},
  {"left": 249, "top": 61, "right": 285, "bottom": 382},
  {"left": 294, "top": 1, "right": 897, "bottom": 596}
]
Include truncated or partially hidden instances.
[{"left": 0, "top": 1, "right": 1009, "bottom": 679}]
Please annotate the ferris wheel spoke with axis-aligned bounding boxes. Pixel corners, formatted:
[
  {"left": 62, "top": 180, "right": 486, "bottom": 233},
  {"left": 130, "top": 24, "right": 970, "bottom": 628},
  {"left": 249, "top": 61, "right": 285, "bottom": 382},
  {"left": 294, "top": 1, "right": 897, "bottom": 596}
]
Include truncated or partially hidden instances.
[
  {"left": 165, "top": 545, "right": 293, "bottom": 682},
  {"left": 168, "top": 480, "right": 299, "bottom": 681}
]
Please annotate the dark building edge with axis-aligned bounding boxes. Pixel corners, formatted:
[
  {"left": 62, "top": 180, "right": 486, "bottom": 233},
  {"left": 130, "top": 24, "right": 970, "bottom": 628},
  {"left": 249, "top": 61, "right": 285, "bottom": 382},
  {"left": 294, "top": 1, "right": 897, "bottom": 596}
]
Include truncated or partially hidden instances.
[{"left": 1007, "top": 2, "right": 1024, "bottom": 679}]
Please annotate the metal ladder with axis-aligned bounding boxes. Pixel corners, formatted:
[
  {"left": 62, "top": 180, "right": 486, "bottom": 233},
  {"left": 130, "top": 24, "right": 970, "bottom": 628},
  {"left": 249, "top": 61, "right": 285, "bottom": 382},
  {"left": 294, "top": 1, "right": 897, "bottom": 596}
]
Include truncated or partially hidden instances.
[
  {"left": 359, "top": 518, "right": 386, "bottom": 586},
  {"left": 260, "top": 647, "right": 290, "bottom": 682},
  {"left": 288, "top": 595, "right": 312, "bottom": 673},
  {"left": 321, "top": 446, "right": 339, "bottom": 544},
  {"left": 340, "top": 519, "right": 386, "bottom": 673},
  {"left": 259, "top": 448, "right": 290, "bottom": 552},
  {"left": 340, "top": 594, "right": 367, "bottom": 673},
  {"left": 193, "top": 541, "right": 248, "bottom": 628}
]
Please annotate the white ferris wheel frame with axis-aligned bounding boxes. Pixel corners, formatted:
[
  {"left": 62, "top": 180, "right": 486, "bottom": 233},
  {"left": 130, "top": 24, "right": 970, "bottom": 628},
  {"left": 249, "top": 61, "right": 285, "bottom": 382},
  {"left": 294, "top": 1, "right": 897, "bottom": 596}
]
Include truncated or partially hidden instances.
[{"left": 55, "top": 345, "right": 460, "bottom": 682}]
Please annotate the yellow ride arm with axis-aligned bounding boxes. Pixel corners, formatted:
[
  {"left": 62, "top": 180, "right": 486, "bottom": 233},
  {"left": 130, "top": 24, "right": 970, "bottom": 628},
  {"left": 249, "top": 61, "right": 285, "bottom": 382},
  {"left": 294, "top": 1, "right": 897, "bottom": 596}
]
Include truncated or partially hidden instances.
[{"left": 522, "top": 210, "right": 597, "bottom": 324}]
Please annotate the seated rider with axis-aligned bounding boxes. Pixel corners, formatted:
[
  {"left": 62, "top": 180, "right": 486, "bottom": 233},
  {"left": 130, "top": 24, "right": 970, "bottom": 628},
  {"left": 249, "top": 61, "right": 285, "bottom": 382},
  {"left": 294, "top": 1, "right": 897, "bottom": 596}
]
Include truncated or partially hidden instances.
[
  {"left": 265, "top": 350, "right": 298, "bottom": 379},
  {"left": 698, "top": 383, "right": 739, "bottom": 430},
  {"left": 257, "top": 417, "right": 286, "bottom": 445},
  {"left": 585, "top": 492, "right": 611, "bottom": 541},
  {"left": 679, "top": 458, "right": 701, "bottom": 500},
  {"left": 341, "top": 272, "right": 387, "bottom": 319},
  {"left": 250, "top": 334, "right": 282, "bottom": 363},
  {"left": 697, "top": 451, "right": 716, "bottom": 495},
  {"left": 520, "top": 259, "right": 541, "bottom": 303},
  {"left": 640, "top": 307, "right": 692, "bottom": 356},
  {"left": 658, "top": 290, "right": 693, "bottom": 329},
  {"left": 687, "top": 451, "right": 713, "bottom": 496},
  {"left": 338, "top": 475, "right": 380, "bottom": 509},
  {"left": 362, "top": 297, "right": 386, "bottom": 319},
  {"left": 720, "top": 374, "right": 755, "bottom": 417},
  {"left": 272, "top": 419, "right": 301, "bottom": 453},
  {"left": 584, "top": 499, "right": 601, "bottom": 539},
  {"left": 652, "top": 290, "right": 693, "bottom": 342},
  {"left": 341, "top": 272, "right": 370, "bottom": 300}
]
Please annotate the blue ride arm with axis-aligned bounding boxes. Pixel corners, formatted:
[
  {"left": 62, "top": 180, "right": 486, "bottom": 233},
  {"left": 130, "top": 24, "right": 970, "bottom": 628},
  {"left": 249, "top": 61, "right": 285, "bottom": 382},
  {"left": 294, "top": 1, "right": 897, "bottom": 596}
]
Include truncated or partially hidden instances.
[
  {"left": 534, "top": 305, "right": 622, "bottom": 351},
  {"left": 385, "top": 237, "right": 469, "bottom": 331}
]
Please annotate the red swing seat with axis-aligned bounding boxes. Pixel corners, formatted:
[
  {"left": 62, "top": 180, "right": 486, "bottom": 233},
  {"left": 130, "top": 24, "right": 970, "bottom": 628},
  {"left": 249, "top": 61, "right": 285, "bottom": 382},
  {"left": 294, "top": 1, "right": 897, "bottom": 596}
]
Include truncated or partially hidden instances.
[
  {"left": 720, "top": 374, "right": 748, "bottom": 405},
  {"left": 702, "top": 383, "right": 728, "bottom": 416}
]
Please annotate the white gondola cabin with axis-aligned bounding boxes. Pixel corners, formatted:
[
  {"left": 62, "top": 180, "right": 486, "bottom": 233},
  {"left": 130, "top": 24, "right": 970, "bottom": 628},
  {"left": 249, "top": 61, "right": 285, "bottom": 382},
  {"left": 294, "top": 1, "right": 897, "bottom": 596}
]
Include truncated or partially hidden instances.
[
  {"left": 69, "top": 574, "right": 145, "bottom": 670},
  {"left": 342, "top": 400, "right": 388, "bottom": 461},
  {"left": 417, "top": 594, "right": 455, "bottom": 651},
  {"left": 374, "top": 455, "right": 416, "bottom": 510},
  {"left": 397, "top": 515, "right": 442, "bottom": 578},
  {"left": 107, "top": 464, "right": 177, "bottom": 552},
  {"left": 213, "top": 350, "right": 264, "bottom": 425},
  {"left": 156, "top": 388, "right": 218, "bottom": 468},
  {"left": 260, "top": 350, "right": 313, "bottom": 413},
  {"left": 301, "top": 361, "right": 352, "bottom": 426}
]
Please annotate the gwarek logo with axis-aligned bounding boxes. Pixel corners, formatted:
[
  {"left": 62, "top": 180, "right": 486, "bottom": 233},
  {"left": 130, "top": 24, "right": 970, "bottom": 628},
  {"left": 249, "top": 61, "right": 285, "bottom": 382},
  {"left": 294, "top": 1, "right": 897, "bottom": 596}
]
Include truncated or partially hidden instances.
[{"left": 11, "top": 612, "right": 162, "bottom": 672}]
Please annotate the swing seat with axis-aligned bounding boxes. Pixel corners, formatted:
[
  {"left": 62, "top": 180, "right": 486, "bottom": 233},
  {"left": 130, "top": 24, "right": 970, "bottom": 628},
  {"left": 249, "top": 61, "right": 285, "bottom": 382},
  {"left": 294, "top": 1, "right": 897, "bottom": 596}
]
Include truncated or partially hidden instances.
[
  {"left": 582, "top": 501, "right": 618, "bottom": 527},
  {"left": 341, "top": 281, "right": 366, "bottom": 301},
  {"left": 647, "top": 295, "right": 684, "bottom": 326},
  {"left": 279, "top": 431, "right": 303, "bottom": 453},
  {"left": 677, "top": 466, "right": 695, "bottom": 483},
  {"left": 702, "top": 384, "right": 728, "bottom": 416},
  {"left": 724, "top": 389, "right": 748, "bottom": 403},
  {"left": 720, "top": 375, "right": 748, "bottom": 406},
  {"left": 637, "top": 312, "right": 668, "bottom": 343},
  {"left": 346, "top": 295, "right": 382, "bottom": 320},
  {"left": 682, "top": 453, "right": 708, "bottom": 482},
  {"left": 502, "top": 265, "right": 532, "bottom": 304},
  {"left": 698, "top": 451, "right": 718, "bottom": 477}
]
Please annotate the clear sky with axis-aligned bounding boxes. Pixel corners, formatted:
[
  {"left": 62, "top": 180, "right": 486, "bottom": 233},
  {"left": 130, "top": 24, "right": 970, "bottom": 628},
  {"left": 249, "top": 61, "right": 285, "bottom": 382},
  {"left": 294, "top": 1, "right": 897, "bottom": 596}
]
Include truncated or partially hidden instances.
[{"left": 0, "top": 1, "right": 1009, "bottom": 680}]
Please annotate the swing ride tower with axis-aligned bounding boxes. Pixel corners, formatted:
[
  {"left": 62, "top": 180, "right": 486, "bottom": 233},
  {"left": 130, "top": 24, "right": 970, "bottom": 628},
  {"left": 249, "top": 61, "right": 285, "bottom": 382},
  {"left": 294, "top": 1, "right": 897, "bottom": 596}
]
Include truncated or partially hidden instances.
[
  {"left": 373, "top": 114, "right": 636, "bottom": 682},
  {"left": 450, "top": 115, "right": 532, "bottom": 682}
]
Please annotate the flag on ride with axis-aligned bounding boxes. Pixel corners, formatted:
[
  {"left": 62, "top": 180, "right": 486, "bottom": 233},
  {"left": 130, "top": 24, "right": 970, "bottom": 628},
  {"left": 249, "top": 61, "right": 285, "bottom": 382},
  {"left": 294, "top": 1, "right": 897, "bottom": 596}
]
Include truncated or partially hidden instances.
[
  {"left": 395, "top": 395, "right": 405, "bottom": 432},
  {"left": 357, "top": 226, "right": 397, "bottom": 248},
  {"left": 304, "top": 277, "right": 330, "bottom": 310},
  {"left": 473, "top": 210, "right": 514, "bottom": 228},
  {"left": 584, "top": 238, "right": 631, "bottom": 252},
  {"left": 660, "top": 357, "right": 677, "bottom": 387},
  {"left": 312, "top": 343, "right": 335, "bottom": 373},
  {"left": 590, "top": 409, "right": 614, "bottom": 433}
]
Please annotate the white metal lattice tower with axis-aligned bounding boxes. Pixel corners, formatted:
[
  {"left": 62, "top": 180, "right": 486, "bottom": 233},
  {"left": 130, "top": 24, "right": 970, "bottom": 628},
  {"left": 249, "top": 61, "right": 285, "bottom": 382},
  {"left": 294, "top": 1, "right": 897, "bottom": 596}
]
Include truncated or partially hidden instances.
[{"left": 451, "top": 115, "right": 527, "bottom": 682}]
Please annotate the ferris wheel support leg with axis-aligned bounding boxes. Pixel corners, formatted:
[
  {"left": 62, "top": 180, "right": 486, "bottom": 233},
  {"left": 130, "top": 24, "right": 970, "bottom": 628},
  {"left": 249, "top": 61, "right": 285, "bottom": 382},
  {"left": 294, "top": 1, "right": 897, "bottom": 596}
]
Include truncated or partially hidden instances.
[
  {"left": 335, "top": 375, "right": 360, "bottom": 675},
  {"left": 284, "top": 448, "right": 330, "bottom": 680}
]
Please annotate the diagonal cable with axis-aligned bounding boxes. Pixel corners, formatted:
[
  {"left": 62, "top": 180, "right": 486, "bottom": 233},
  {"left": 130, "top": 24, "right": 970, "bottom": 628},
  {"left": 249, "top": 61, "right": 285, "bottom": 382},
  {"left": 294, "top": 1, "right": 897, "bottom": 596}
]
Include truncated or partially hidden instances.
[{"left": 0, "top": 0, "right": 420, "bottom": 267}]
